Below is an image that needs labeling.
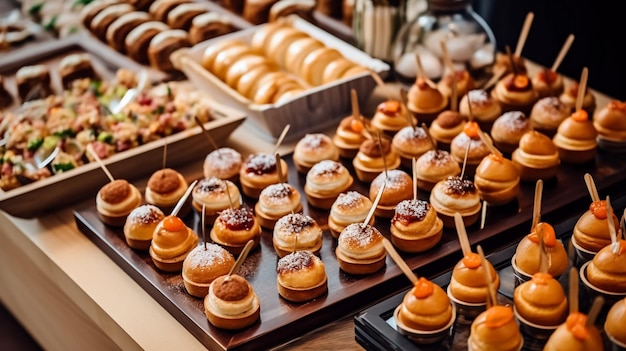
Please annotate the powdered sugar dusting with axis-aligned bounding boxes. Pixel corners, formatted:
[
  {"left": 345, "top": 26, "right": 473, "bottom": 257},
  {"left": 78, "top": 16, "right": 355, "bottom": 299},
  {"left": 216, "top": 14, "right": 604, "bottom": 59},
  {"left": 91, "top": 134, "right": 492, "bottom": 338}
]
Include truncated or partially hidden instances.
[
  {"left": 205, "top": 147, "right": 241, "bottom": 172},
  {"left": 418, "top": 150, "right": 454, "bottom": 166},
  {"left": 218, "top": 207, "right": 255, "bottom": 230},
  {"left": 334, "top": 191, "right": 368, "bottom": 210},
  {"left": 275, "top": 213, "right": 315, "bottom": 234},
  {"left": 186, "top": 243, "right": 233, "bottom": 268},
  {"left": 393, "top": 199, "right": 429, "bottom": 221},
  {"left": 261, "top": 183, "right": 294, "bottom": 199},
  {"left": 276, "top": 250, "right": 317, "bottom": 274},
  {"left": 299, "top": 133, "right": 330, "bottom": 149},
  {"left": 467, "top": 89, "right": 491, "bottom": 106},
  {"left": 196, "top": 177, "right": 227, "bottom": 194},
  {"left": 309, "top": 160, "right": 344, "bottom": 177},
  {"left": 244, "top": 153, "right": 276, "bottom": 175},
  {"left": 495, "top": 111, "right": 530, "bottom": 132},
  {"left": 443, "top": 176, "right": 476, "bottom": 195},
  {"left": 340, "top": 223, "right": 381, "bottom": 247},
  {"left": 127, "top": 204, "right": 164, "bottom": 225},
  {"left": 371, "top": 169, "right": 411, "bottom": 190},
  {"left": 394, "top": 126, "right": 428, "bottom": 143}
]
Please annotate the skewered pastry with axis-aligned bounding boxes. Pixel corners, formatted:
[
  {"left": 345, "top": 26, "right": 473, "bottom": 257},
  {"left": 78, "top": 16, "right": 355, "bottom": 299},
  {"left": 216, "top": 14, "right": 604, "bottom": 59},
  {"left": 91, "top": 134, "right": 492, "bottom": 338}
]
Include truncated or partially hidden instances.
[
  {"left": 390, "top": 199, "right": 443, "bottom": 253},
  {"left": 474, "top": 153, "right": 520, "bottom": 205},
  {"left": 293, "top": 133, "right": 340, "bottom": 174},
  {"left": 272, "top": 213, "right": 322, "bottom": 258},
  {"left": 277, "top": 250, "right": 328, "bottom": 302},
  {"left": 96, "top": 179, "right": 143, "bottom": 227},
  {"left": 203, "top": 147, "right": 242, "bottom": 183},
  {"left": 352, "top": 136, "right": 400, "bottom": 183},
  {"left": 530, "top": 96, "right": 571, "bottom": 137},
  {"left": 552, "top": 109, "right": 597, "bottom": 164},
  {"left": 594, "top": 100, "right": 626, "bottom": 152},
  {"left": 239, "top": 152, "right": 289, "bottom": 199},
  {"left": 145, "top": 168, "right": 189, "bottom": 215},
  {"left": 254, "top": 183, "right": 302, "bottom": 229},
  {"left": 511, "top": 131, "right": 560, "bottom": 182},
  {"left": 430, "top": 175, "right": 481, "bottom": 228},
  {"left": 369, "top": 169, "right": 413, "bottom": 218},
  {"left": 336, "top": 223, "right": 386, "bottom": 275},
  {"left": 304, "top": 160, "right": 353, "bottom": 210},
  {"left": 490, "top": 111, "right": 532, "bottom": 155},
  {"left": 413, "top": 149, "right": 460, "bottom": 192},
  {"left": 205, "top": 274, "right": 260, "bottom": 329},
  {"left": 123, "top": 204, "right": 165, "bottom": 250},
  {"left": 149, "top": 215, "right": 199, "bottom": 272},
  {"left": 459, "top": 89, "right": 501, "bottom": 132},
  {"left": 428, "top": 110, "right": 465, "bottom": 152},
  {"left": 391, "top": 125, "right": 434, "bottom": 168},
  {"left": 192, "top": 177, "right": 241, "bottom": 225},
  {"left": 328, "top": 191, "right": 374, "bottom": 238},
  {"left": 182, "top": 242, "right": 235, "bottom": 297}
]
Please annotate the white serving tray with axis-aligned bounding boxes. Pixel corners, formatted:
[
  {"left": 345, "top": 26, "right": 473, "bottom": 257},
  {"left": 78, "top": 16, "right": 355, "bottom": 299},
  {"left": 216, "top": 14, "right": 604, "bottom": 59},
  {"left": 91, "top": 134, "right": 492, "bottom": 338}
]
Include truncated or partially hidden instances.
[{"left": 172, "top": 15, "right": 390, "bottom": 142}]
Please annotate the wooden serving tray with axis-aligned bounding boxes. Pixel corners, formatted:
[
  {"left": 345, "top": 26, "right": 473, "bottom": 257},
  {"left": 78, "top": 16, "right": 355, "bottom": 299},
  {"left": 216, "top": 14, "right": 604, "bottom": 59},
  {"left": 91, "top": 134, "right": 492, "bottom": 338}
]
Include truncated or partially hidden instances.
[{"left": 74, "top": 145, "right": 626, "bottom": 350}]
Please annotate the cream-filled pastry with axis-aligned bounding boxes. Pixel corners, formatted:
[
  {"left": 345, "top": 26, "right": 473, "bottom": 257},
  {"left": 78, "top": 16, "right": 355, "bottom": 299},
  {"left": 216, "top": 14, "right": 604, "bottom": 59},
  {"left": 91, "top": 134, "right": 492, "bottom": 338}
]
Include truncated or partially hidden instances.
[
  {"left": 390, "top": 199, "right": 443, "bottom": 253},
  {"left": 513, "top": 222, "right": 569, "bottom": 279},
  {"left": 96, "top": 179, "right": 143, "bottom": 227},
  {"left": 430, "top": 176, "right": 481, "bottom": 228},
  {"left": 123, "top": 204, "right": 165, "bottom": 250},
  {"left": 459, "top": 89, "right": 501, "bottom": 132},
  {"left": 513, "top": 272, "right": 568, "bottom": 328},
  {"left": 304, "top": 160, "right": 353, "bottom": 210},
  {"left": 594, "top": 100, "right": 626, "bottom": 152},
  {"left": 369, "top": 169, "right": 413, "bottom": 218},
  {"left": 149, "top": 215, "right": 199, "bottom": 272},
  {"left": 413, "top": 149, "right": 460, "bottom": 192},
  {"left": 511, "top": 131, "right": 560, "bottom": 182},
  {"left": 491, "top": 72, "right": 538, "bottom": 114},
  {"left": 203, "top": 147, "right": 242, "bottom": 183},
  {"left": 205, "top": 274, "right": 260, "bottom": 330},
  {"left": 449, "top": 121, "right": 491, "bottom": 177},
  {"left": 277, "top": 250, "right": 328, "bottom": 302},
  {"left": 272, "top": 213, "right": 323, "bottom": 258},
  {"left": 254, "top": 183, "right": 302, "bottom": 229},
  {"left": 559, "top": 81, "right": 596, "bottom": 116},
  {"left": 293, "top": 133, "right": 340, "bottom": 174},
  {"left": 468, "top": 305, "right": 523, "bottom": 351},
  {"left": 352, "top": 136, "right": 401, "bottom": 183},
  {"left": 210, "top": 207, "right": 262, "bottom": 255},
  {"left": 530, "top": 96, "right": 571, "bottom": 137},
  {"left": 370, "top": 99, "right": 415, "bottom": 136},
  {"left": 392, "top": 125, "right": 435, "bottom": 168},
  {"left": 474, "top": 153, "right": 520, "bottom": 205},
  {"left": 532, "top": 68, "right": 564, "bottom": 99},
  {"left": 448, "top": 252, "right": 500, "bottom": 306},
  {"left": 406, "top": 77, "right": 448, "bottom": 126},
  {"left": 192, "top": 177, "right": 241, "bottom": 225},
  {"left": 336, "top": 223, "right": 386, "bottom": 275},
  {"left": 428, "top": 110, "right": 465, "bottom": 152},
  {"left": 490, "top": 111, "right": 533, "bottom": 155},
  {"left": 239, "top": 152, "right": 289, "bottom": 199},
  {"left": 328, "top": 191, "right": 374, "bottom": 238},
  {"left": 552, "top": 109, "right": 598, "bottom": 164},
  {"left": 332, "top": 115, "right": 367, "bottom": 158},
  {"left": 182, "top": 242, "right": 235, "bottom": 298},
  {"left": 145, "top": 168, "right": 189, "bottom": 215}
]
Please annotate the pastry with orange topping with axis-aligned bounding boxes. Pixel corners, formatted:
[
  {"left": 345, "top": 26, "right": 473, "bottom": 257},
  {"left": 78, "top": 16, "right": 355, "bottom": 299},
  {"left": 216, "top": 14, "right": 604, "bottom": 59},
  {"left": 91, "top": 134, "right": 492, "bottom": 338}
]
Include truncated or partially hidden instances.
[
  {"left": 490, "top": 111, "right": 533, "bottom": 155},
  {"left": 328, "top": 191, "right": 374, "bottom": 238},
  {"left": 210, "top": 207, "right": 262, "bottom": 255},
  {"left": 192, "top": 178, "right": 242, "bottom": 225},
  {"left": 513, "top": 272, "right": 568, "bottom": 330},
  {"left": 583, "top": 239, "right": 626, "bottom": 294},
  {"left": 254, "top": 183, "right": 302, "bottom": 230},
  {"left": 428, "top": 110, "right": 465, "bottom": 152},
  {"left": 430, "top": 176, "right": 481, "bottom": 228},
  {"left": 413, "top": 149, "right": 460, "bottom": 192},
  {"left": 491, "top": 72, "right": 538, "bottom": 114},
  {"left": 605, "top": 297, "right": 626, "bottom": 348},
  {"left": 145, "top": 168, "right": 190, "bottom": 215},
  {"left": 182, "top": 242, "right": 236, "bottom": 298},
  {"left": 593, "top": 100, "right": 626, "bottom": 152},
  {"left": 530, "top": 96, "right": 571, "bottom": 137},
  {"left": 277, "top": 250, "right": 328, "bottom": 302},
  {"left": 512, "top": 222, "right": 569, "bottom": 279},
  {"left": 352, "top": 136, "right": 401, "bottom": 183},
  {"left": 559, "top": 81, "right": 596, "bottom": 116},
  {"left": 450, "top": 121, "right": 492, "bottom": 176},
  {"left": 468, "top": 305, "right": 523, "bottom": 351},
  {"left": 394, "top": 277, "right": 455, "bottom": 343},
  {"left": 543, "top": 312, "right": 604, "bottom": 351},
  {"left": 532, "top": 68, "right": 564, "bottom": 99},
  {"left": 572, "top": 199, "right": 621, "bottom": 259},
  {"left": 447, "top": 252, "right": 500, "bottom": 316},
  {"left": 370, "top": 99, "right": 415, "bottom": 136},
  {"left": 406, "top": 77, "right": 449, "bottom": 126},
  {"left": 273, "top": 213, "right": 323, "bottom": 258},
  {"left": 390, "top": 199, "right": 443, "bottom": 253},
  {"left": 332, "top": 115, "right": 367, "bottom": 158},
  {"left": 437, "top": 69, "right": 476, "bottom": 105},
  {"left": 553, "top": 109, "right": 598, "bottom": 164},
  {"left": 369, "top": 169, "right": 413, "bottom": 218},
  {"left": 123, "top": 204, "right": 165, "bottom": 250},
  {"left": 293, "top": 133, "right": 340, "bottom": 174},
  {"left": 96, "top": 179, "right": 143, "bottom": 227},
  {"left": 474, "top": 153, "right": 520, "bottom": 205},
  {"left": 205, "top": 273, "right": 260, "bottom": 330},
  {"left": 391, "top": 125, "right": 435, "bottom": 168},
  {"left": 149, "top": 215, "right": 199, "bottom": 272},
  {"left": 511, "top": 131, "right": 560, "bottom": 182},
  {"left": 239, "top": 152, "right": 289, "bottom": 199},
  {"left": 304, "top": 160, "right": 353, "bottom": 210},
  {"left": 459, "top": 89, "right": 501, "bottom": 132},
  {"left": 336, "top": 223, "right": 386, "bottom": 275}
]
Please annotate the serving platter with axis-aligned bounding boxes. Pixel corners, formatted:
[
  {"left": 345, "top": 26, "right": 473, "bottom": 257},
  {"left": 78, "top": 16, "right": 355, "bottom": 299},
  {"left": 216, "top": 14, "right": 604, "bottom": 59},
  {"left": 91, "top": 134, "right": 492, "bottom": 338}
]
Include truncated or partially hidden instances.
[
  {"left": 0, "top": 34, "right": 246, "bottom": 218},
  {"left": 74, "top": 133, "right": 626, "bottom": 350}
]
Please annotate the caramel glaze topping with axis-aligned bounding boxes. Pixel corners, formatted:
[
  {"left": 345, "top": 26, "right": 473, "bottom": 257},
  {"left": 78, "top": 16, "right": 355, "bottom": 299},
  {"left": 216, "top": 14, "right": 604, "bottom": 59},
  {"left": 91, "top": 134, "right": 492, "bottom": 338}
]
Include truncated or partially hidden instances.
[
  {"left": 148, "top": 169, "right": 181, "bottom": 194},
  {"left": 277, "top": 250, "right": 316, "bottom": 274},
  {"left": 504, "top": 74, "right": 533, "bottom": 92},
  {"left": 392, "top": 199, "right": 429, "bottom": 225},
  {"left": 244, "top": 153, "right": 276, "bottom": 175},
  {"left": 436, "top": 110, "right": 464, "bottom": 128},
  {"left": 359, "top": 137, "right": 391, "bottom": 157},
  {"left": 213, "top": 275, "right": 250, "bottom": 301},
  {"left": 218, "top": 207, "right": 255, "bottom": 231},
  {"left": 442, "top": 176, "right": 476, "bottom": 195},
  {"left": 100, "top": 179, "right": 131, "bottom": 204}
]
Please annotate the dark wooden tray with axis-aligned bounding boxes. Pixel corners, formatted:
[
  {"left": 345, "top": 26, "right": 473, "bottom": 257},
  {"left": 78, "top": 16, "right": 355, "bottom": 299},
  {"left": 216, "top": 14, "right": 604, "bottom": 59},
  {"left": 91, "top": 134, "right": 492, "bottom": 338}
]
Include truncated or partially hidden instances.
[{"left": 74, "top": 144, "right": 626, "bottom": 350}]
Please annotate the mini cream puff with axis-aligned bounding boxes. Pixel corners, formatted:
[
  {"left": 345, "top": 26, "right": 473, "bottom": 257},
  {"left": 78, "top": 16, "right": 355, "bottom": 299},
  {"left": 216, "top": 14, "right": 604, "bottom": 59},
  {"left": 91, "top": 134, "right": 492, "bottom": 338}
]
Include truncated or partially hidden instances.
[
  {"left": 594, "top": 100, "right": 626, "bottom": 152},
  {"left": 336, "top": 223, "right": 386, "bottom": 275},
  {"left": 304, "top": 160, "right": 353, "bottom": 210},
  {"left": 239, "top": 152, "right": 289, "bottom": 199},
  {"left": 459, "top": 89, "right": 501, "bottom": 132},
  {"left": 532, "top": 68, "right": 564, "bottom": 99},
  {"left": 429, "top": 176, "right": 481, "bottom": 228},
  {"left": 406, "top": 77, "right": 449, "bottom": 126},
  {"left": 369, "top": 169, "right": 413, "bottom": 218},
  {"left": 560, "top": 81, "right": 596, "bottom": 116},
  {"left": 390, "top": 199, "right": 443, "bottom": 253},
  {"left": 490, "top": 111, "right": 533, "bottom": 155},
  {"left": 428, "top": 110, "right": 466, "bottom": 152},
  {"left": 530, "top": 96, "right": 571, "bottom": 138},
  {"left": 491, "top": 72, "right": 538, "bottom": 114},
  {"left": 391, "top": 125, "right": 435, "bottom": 168},
  {"left": 210, "top": 207, "right": 262, "bottom": 255},
  {"left": 192, "top": 177, "right": 242, "bottom": 225},
  {"left": 332, "top": 115, "right": 367, "bottom": 158},
  {"left": 413, "top": 150, "right": 461, "bottom": 192},
  {"left": 511, "top": 131, "right": 560, "bottom": 182},
  {"left": 96, "top": 179, "right": 143, "bottom": 227},
  {"left": 370, "top": 99, "right": 415, "bottom": 136},
  {"left": 474, "top": 153, "right": 520, "bottom": 205},
  {"left": 123, "top": 204, "right": 165, "bottom": 250},
  {"left": 552, "top": 109, "right": 598, "bottom": 164},
  {"left": 352, "top": 136, "right": 401, "bottom": 183},
  {"left": 293, "top": 133, "right": 340, "bottom": 174},
  {"left": 149, "top": 215, "right": 199, "bottom": 272},
  {"left": 144, "top": 168, "right": 189, "bottom": 215},
  {"left": 272, "top": 213, "right": 323, "bottom": 258},
  {"left": 203, "top": 147, "right": 242, "bottom": 183},
  {"left": 276, "top": 250, "right": 328, "bottom": 303},
  {"left": 254, "top": 183, "right": 303, "bottom": 230},
  {"left": 449, "top": 121, "right": 492, "bottom": 177},
  {"left": 327, "top": 191, "right": 374, "bottom": 238}
]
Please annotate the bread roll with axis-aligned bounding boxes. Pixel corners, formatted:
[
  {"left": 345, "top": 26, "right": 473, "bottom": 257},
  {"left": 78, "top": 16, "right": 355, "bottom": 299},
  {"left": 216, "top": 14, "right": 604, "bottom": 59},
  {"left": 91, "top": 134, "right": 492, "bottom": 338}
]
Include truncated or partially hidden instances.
[
  {"left": 125, "top": 21, "right": 170, "bottom": 64},
  {"left": 89, "top": 3, "right": 134, "bottom": 40},
  {"left": 106, "top": 11, "right": 150, "bottom": 53},
  {"left": 284, "top": 36, "right": 324, "bottom": 77},
  {"left": 188, "top": 12, "right": 236, "bottom": 45},
  {"left": 268, "top": 0, "right": 315, "bottom": 22},
  {"left": 123, "top": 204, "right": 165, "bottom": 250},
  {"left": 166, "top": 2, "right": 207, "bottom": 30},
  {"left": 277, "top": 250, "right": 328, "bottom": 302},
  {"left": 147, "top": 29, "right": 191, "bottom": 72},
  {"left": 149, "top": 0, "right": 191, "bottom": 22},
  {"left": 182, "top": 243, "right": 235, "bottom": 297}
]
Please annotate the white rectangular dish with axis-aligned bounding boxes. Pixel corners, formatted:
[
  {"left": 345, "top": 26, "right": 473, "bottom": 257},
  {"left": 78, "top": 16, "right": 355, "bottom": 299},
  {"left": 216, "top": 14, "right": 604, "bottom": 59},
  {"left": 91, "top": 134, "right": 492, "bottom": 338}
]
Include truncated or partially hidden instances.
[{"left": 172, "top": 15, "right": 390, "bottom": 142}]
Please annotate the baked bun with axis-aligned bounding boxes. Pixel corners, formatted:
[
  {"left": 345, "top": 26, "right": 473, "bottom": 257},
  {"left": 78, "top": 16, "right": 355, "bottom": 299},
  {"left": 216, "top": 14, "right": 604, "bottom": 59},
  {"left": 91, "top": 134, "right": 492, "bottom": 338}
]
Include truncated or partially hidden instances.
[
  {"left": 268, "top": 0, "right": 316, "bottom": 23},
  {"left": 559, "top": 81, "right": 596, "bottom": 116},
  {"left": 605, "top": 297, "right": 626, "bottom": 346},
  {"left": 449, "top": 121, "right": 491, "bottom": 176},
  {"left": 530, "top": 96, "right": 570, "bottom": 137},
  {"left": 585, "top": 239, "right": 626, "bottom": 293},
  {"left": 390, "top": 199, "right": 443, "bottom": 253},
  {"left": 322, "top": 57, "right": 363, "bottom": 84},
  {"left": 189, "top": 12, "right": 236, "bottom": 45},
  {"left": 81, "top": 0, "right": 122, "bottom": 29},
  {"left": 332, "top": 115, "right": 367, "bottom": 158},
  {"left": 370, "top": 99, "right": 414, "bottom": 136},
  {"left": 254, "top": 183, "right": 303, "bottom": 229},
  {"left": 511, "top": 131, "right": 560, "bottom": 182},
  {"left": 352, "top": 136, "right": 401, "bottom": 183},
  {"left": 89, "top": 3, "right": 134, "bottom": 41},
  {"left": 413, "top": 150, "right": 460, "bottom": 192},
  {"left": 249, "top": 20, "right": 288, "bottom": 54},
  {"left": 293, "top": 133, "right": 340, "bottom": 174},
  {"left": 201, "top": 39, "right": 248, "bottom": 74},
  {"left": 543, "top": 312, "right": 604, "bottom": 351},
  {"left": 335, "top": 223, "right": 386, "bottom": 275},
  {"left": 396, "top": 277, "right": 454, "bottom": 332},
  {"left": 594, "top": 100, "right": 626, "bottom": 152},
  {"left": 490, "top": 73, "right": 538, "bottom": 114},
  {"left": 304, "top": 160, "right": 353, "bottom": 210},
  {"left": 514, "top": 222, "right": 569, "bottom": 278},
  {"left": 429, "top": 175, "right": 481, "bottom": 228},
  {"left": 243, "top": 0, "right": 278, "bottom": 24},
  {"left": 513, "top": 272, "right": 568, "bottom": 327},
  {"left": 448, "top": 252, "right": 500, "bottom": 304},
  {"left": 532, "top": 69, "right": 564, "bottom": 99},
  {"left": 125, "top": 21, "right": 170, "bottom": 64},
  {"left": 149, "top": 215, "right": 199, "bottom": 272},
  {"left": 149, "top": 0, "right": 191, "bottom": 22},
  {"left": 438, "top": 69, "right": 475, "bottom": 103},
  {"left": 96, "top": 179, "right": 143, "bottom": 227},
  {"left": 369, "top": 169, "right": 413, "bottom": 218},
  {"left": 166, "top": 3, "right": 207, "bottom": 30},
  {"left": 272, "top": 213, "right": 322, "bottom": 258},
  {"left": 406, "top": 77, "right": 448, "bottom": 126},
  {"left": 58, "top": 53, "right": 98, "bottom": 89},
  {"left": 284, "top": 36, "right": 325, "bottom": 77},
  {"left": 182, "top": 243, "right": 235, "bottom": 297},
  {"left": 459, "top": 89, "right": 501, "bottom": 131},
  {"left": 210, "top": 207, "right": 262, "bottom": 255},
  {"left": 144, "top": 168, "right": 189, "bottom": 215},
  {"left": 203, "top": 147, "right": 242, "bottom": 183},
  {"left": 300, "top": 47, "right": 343, "bottom": 86},
  {"left": 15, "top": 64, "right": 53, "bottom": 102},
  {"left": 474, "top": 153, "right": 520, "bottom": 205},
  {"left": 428, "top": 110, "right": 465, "bottom": 152},
  {"left": 192, "top": 177, "right": 242, "bottom": 225},
  {"left": 392, "top": 125, "right": 435, "bottom": 168},
  {"left": 147, "top": 29, "right": 191, "bottom": 72},
  {"left": 106, "top": 11, "right": 150, "bottom": 53},
  {"left": 552, "top": 110, "right": 598, "bottom": 164},
  {"left": 328, "top": 191, "right": 374, "bottom": 238},
  {"left": 573, "top": 200, "right": 619, "bottom": 254},
  {"left": 123, "top": 204, "right": 165, "bottom": 250},
  {"left": 261, "top": 25, "right": 308, "bottom": 68},
  {"left": 277, "top": 250, "right": 328, "bottom": 302},
  {"left": 239, "top": 153, "right": 289, "bottom": 199},
  {"left": 490, "top": 111, "right": 532, "bottom": 155},
  {"left": 468, "top": 306, "right": 523, "bottom": 351},
  {"left": 223, "top": 54, "right": 270, "bottom": 88},
  {"left": 205, "top": 274, "right": 260, "bottom": 330}
]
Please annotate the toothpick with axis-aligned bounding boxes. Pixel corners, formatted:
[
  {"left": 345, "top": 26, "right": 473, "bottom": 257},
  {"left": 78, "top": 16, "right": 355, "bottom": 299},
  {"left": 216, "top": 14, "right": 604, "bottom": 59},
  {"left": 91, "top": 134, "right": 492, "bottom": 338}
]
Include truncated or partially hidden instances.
[
  {"left": 460, "top": 140, "right": 471, "bottom": 180},
  {"left": 606, "top": 195, "right": 620, "bottom": 254},
  {"left": 586, "top": 296, "right": 605, "bottom": 328},
  {"left": 275, "top": 153, "right": 285, "bottom": 184},
  {"left": 440, "top": 39, "right": 455, "bottom": 73},
  {"left": 477, "top": 245, "right": 497, "bottom": 309},
  {"left": 224, "top": 179, "right": 234, "bottom": 209},
  {"left": 171, "top": 179, "right": 198, "bottom": 216},
  {"left": 584, "top": 173, "right": 600, "bottom": 202},
  {"left": 272, "top": 124, "right": 290, "bottom": 155},
  {"left": 515, "top": 12, "right": 534, "bottom": 57},
  {"left": 227, "top": 240, "right": 255, "bottom": 278},
  {"left": 161, "top": 138, "right": 168, "bottom": 171},
  {"left": 351, "top": 89, "right": 361, "bottom": 122},
  {"left": 377, "top": 133, "right": 389, "bottom": 179},
  {"left": 482, "top": 66, "right": 506, "bottom": 91},
  {"left": 480, "top": 201, "right": 487, "bottom": 230},
  {"left": 415, "top": 53, "right": 437, "bottom": 89},
  {"left": 399, "top": 88, "right": 417, "bottom": 130},
  {"left": 364, "top": 181, "right": 385, "bottom": 227},
  {"left": 477, "top": 129, "right": 502, "bottom": 157},
  {"left": 422, "top": 122, "right": 437, "bottom": 150},
  {"left": 575, "top": 67, "right": 588, "bottom": 112},
  {"left": 412, "top": 157, "right": 417, "bottom": 200},
  {"left": 382, "top": 238, "right": 418, "bottom": 285},
  {"left": 531, "top": 179, "right": 543, "bottom": 231},
  {"left": 551, "top": 34, "right": 575, "bottom": 72},
  {"left": 506, "top": 46, "right": 518, "bottom": 76},
  {"left": 87, "top": 144, "right": 115, "bottom": 182},
  {"left": 538, "top": 222, "right": 549, "bottom": 274},
  {"left": 369, "top": 69, "right": 393, "bottom": 102},
  {"left": 201, "top": 204, "right": 207, "bottom": 249},
  {"left": 466, "top": 91, "right": 474, "bottom": 122},
  {"left": 454, "top": 212, "right": 472, "bottom": 257},
  {"left": 194, "top": 116, "right": 220, "bottom": 152},
  {"left": 440, "top": 40, "right": 458, "bottom": 112},
  {"left": 569, "top": 267, "right": 579, "bottom": 314}
]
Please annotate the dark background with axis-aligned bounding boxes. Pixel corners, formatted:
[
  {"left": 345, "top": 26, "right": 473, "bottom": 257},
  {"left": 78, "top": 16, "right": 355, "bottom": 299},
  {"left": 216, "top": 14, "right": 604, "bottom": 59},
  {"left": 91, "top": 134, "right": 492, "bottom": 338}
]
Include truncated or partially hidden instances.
[{"left": 474, "top": 0, "right": 625, "bottom": 101}]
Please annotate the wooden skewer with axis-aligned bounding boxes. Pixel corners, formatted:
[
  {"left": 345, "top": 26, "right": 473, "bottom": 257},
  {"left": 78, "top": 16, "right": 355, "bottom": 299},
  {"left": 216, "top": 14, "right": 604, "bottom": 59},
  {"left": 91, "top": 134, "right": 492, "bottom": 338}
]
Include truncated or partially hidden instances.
[
  {"left": 482, "top": 66, "right": 506, "bottom": 91},
  {"left": 194, "top": 116, "right": 220, "bottom": 152},
  {"left": 506, "top": 46, "right": 518, "bottom": 76},
  {"left": 415, "top": 53, "right": 438, "bottom": 89},
  {"left": 275, "top": 153, "right": 285, "bottom": 184},
  {"left": 460, "top": 140, "right": 470, "bottom": 180},
  {"left": 551, "top": 34, "right": 575, "bottom": 72},
  {"left": 477, "top": 130, "right": 502, "bottom": 157},
  {"left": 584, "top": 173, "right": 600, "bottom": 202},
  {"left": 440, "top": 40, "right": 458, "bottom": 112},
  {"left": 87, "top": 144, "right": 115, "bottom": 182},
  {"left": 377, "top": 132, "right": 388, "bottom": 180},
  {"left": 226, "top": 240, "right": 255, "bottom": 279},
  {"left": 369, "top": 69, "right": 394, "bottom": 102},
  {"left": 477, "top": 245, "right": 497, "bottom": 309},
  {"left": 382, "top": 238, "right": 418, "bottom": 285},
  {"left": 171, "top": 179, "right": 198, "bottom": 216},
  {"left": 399, "top": 88, "right": 417, "bottom": 130},
  {"left": 531, "top": 179, "right": 543, "bottom": 231},
  {"left": 454, "top": 212, "right": 472, "bottom": 257},
  {"left": 350, "top": 89, "right": 364, "bottom": 125},
  {"left": 422, "top": 122, "right": 437, "bottom": 150},
  {"left": 412, "top": 157, "right": 418, "bottom": 200},
  {"left": 480, "top": 201, "right": 488, "bottom": 230},
  {"left": 606, "top": 195, "right": 620, "bottom": 254},
  {"left": 466, "top": 91, "right": 474, "bottom": 122},
  {"left": 569, "top": 267, "right": 579, "bottom": 314},
  {"left": 364, "top": 181, "right": 385, "bottom": 227},
  {"left": 272, "top": 124, "right": 290, "bottom": 155},
  {"left": 586, "top": 296, "right": 605, "bottom": 328},
  {"left": 201, "top": 204, "right": 207, "bottom": 249},
  {"left": 575, "top": 67, "right": 588, "bottom": 112},
  {"left": 224, "top": 179, "right": 234, "bottom": 209},
  {"left": 515, "top": 12, "right": 534, "bottom": 57},
  {"left": 538, "top": 223, "right": 549, "bottom": 274}
]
